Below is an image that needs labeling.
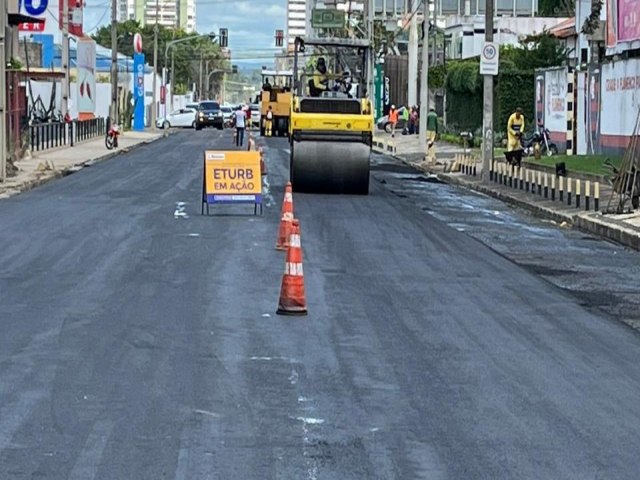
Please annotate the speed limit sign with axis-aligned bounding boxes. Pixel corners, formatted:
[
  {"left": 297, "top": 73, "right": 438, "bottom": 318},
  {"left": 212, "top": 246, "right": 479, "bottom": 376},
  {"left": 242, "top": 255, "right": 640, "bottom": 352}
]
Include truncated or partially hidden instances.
[{"left": 480, "top": 42, "right": 499, "bottom": 75}]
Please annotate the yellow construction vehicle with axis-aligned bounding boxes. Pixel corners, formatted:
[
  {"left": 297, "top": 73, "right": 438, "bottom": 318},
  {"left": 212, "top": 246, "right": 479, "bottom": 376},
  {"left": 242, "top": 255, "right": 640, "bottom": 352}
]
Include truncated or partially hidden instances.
[
  {"left": 258, "top": 69, "right": 293, "bottom": 137},
  {"left": 289, "top": 37, "right": 374, "bottom": 194}
]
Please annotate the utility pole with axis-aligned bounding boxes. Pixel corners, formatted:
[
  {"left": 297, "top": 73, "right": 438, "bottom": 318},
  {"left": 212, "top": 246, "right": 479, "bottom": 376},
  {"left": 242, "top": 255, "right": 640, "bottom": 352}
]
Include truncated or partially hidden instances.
[
  {"left": 482, "top": 0, "right": 494, "bottom": 180},
  {"left": 418, "top": 0, "right": 429, "bottom": 149},
  {"left": 170, "top": 49, "right": 175, "bottom": 110},
  {"left": 366, "top": 0, "right": 374, "bottom": 102},
  {"left": 0, "top": 0, "right": 7, "bottom": 181},
  {"left": 110, "top": 0, "right": 118, "bottom": 123},
  {"left": 198, "top": 54, "right": 203, "bottom": 101},
  {"left": 407, "top": 0, "right": 418, "bottom": 107},
  {"left": 61, "top": 0, "right": 69, "bottom": 117},
  {"left": 151, "top": 0, "right": 159, "bottom": 130}
]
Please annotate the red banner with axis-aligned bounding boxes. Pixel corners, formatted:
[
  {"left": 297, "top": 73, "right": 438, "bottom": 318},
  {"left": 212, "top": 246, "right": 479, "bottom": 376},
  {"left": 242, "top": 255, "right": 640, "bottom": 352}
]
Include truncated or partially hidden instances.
[
  {"left": 59, "top": 0, "right": 83, "bottom": 36},
  {"left": 19, "top": 21, "right": 46, "bottom": 32}
]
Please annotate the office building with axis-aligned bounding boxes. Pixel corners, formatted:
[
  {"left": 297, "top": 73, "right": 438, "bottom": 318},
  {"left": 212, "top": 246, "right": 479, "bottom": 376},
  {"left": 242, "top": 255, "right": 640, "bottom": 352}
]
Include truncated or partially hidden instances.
[{"left": 118, "top": 0, "right": 196, "bottom": 33}]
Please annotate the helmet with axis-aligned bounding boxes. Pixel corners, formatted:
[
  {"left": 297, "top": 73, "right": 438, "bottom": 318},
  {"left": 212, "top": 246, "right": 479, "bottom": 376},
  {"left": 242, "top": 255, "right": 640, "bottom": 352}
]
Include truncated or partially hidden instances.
[{"left": 316, "top": 57, "right": 327, "bottom": 74}]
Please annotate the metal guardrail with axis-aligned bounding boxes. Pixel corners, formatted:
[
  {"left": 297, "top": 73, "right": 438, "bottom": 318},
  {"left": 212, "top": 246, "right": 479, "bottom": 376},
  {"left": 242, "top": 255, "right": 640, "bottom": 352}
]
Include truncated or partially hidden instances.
[{"left": 28, "top": 118, "right": 107, "bottom": 152}]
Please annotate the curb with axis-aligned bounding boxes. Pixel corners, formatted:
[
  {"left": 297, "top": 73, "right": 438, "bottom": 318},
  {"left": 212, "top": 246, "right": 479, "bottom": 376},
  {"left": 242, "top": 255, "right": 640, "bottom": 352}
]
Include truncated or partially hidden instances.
[
  {"left": 389, "top": 152, "right": 640, "bottom": 252},
  {"left": 1, "top": 134, "right": 164, "bottom": 200}
]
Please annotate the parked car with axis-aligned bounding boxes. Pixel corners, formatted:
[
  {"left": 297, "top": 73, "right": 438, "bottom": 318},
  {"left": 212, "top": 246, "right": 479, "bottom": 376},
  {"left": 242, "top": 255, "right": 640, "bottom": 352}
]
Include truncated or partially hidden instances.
[
  {"left": 250, "top": 104, "right": 261, "bottom": 127},
  {"left": 195, "top": 101, "right": 224, "bottom": 130},
  {"left": 376, "top": 106, "right": 408, "bottom": 133},
  {"left": 156, "top": 107, "right": 197, "bottom": 129},
  {"left": 221, "top": 105, "right": 233, "bottom": 126}
]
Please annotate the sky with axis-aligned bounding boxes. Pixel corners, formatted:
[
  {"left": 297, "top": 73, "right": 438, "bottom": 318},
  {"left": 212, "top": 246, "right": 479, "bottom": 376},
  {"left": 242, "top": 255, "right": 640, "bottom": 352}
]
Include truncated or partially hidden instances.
[{"left": 82, "top": 0, "right": 288, "bottom": 64}]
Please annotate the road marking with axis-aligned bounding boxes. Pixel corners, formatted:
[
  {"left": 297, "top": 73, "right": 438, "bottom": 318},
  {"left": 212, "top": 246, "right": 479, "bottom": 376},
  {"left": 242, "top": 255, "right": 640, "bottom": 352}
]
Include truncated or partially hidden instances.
[
  {"left": 194, "top": 409, "right": 221, "bottom": 418},
  {"left": 296, "top": 417, "right": 324, "bottom": 425},
  {"left": 174, "top": 202, "right": 189, "bottom": 219},
  {"left": 68, "top": 419, "right": 113, "bottom": 480},
  {"left": 173, "top": 447, "right": 190, "bottom": 480}
]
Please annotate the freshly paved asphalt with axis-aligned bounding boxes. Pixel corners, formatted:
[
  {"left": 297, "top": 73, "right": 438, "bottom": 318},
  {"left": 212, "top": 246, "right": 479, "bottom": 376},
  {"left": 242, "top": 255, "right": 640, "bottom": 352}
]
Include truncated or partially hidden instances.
[{"left": 2, "top": 129, "right": 640, "bottom": 479}]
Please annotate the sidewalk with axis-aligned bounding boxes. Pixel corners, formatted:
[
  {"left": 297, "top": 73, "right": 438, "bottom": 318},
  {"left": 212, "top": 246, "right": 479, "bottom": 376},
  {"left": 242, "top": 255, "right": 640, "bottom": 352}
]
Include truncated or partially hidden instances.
[
  {"left": 373, "top": 132, "right": 640, "bottom": 251},
  {"left": 0, "top": 130, "right": 164, "bottom": 200}
]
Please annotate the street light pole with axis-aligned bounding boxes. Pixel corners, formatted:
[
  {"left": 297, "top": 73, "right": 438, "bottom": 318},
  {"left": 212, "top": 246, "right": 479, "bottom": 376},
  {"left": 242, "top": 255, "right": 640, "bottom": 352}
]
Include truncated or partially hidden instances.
[
  {"left": 419, "top": 0, "right": 430, "bottom": 150},
  {"left": 482, "top": 0, "right": 494, "bottom": 180},
  {"left": 110, "top": 0, "right": 118, "bottom": 123},
  {"left": 151, "top": 0, "right": 159, "bottom": 130},
  {"left": 61, "top": 0, "right": 69, "bottom": 117},
  {"left": 0, "top": 0, "right": 7, "bottom": 181}
]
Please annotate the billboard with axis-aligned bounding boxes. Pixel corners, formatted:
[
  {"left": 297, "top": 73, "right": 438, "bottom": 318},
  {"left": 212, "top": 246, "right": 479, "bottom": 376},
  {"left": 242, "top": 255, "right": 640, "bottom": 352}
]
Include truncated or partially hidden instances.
[
  {"left": 544, "top": 68, "right": 568, "bottom": 134},
  {"left": 76, "top": 39, "right": 96, "bottom": 114},
  {"left": 600, "top": 58, "right": 640, "bottom": 137},
  {"left": 607, "top": 0, "right": 640, "bottom": 48},
  {"left": 617, "top": 0, "right": 640, "bottom": 42},
  {"left": 59, "top": 0, "right": 83, "bottom": 36}
]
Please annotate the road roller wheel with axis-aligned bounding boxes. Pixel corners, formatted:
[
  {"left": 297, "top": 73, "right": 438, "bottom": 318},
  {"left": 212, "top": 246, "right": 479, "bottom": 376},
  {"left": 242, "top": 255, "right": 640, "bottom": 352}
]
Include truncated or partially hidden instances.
[{"left": 290, "top": 141, "right": 370, "bottom": 195}]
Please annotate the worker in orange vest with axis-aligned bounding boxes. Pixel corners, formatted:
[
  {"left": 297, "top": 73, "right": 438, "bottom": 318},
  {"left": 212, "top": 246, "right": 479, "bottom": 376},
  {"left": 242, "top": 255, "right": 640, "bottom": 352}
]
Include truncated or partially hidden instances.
[{"left": 388, "top": 105, "right": 399, "bottom": 138}]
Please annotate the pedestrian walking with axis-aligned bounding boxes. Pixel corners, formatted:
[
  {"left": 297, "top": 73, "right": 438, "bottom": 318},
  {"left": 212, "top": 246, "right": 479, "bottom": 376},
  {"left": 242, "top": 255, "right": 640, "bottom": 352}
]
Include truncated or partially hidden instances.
[
  {"left": 234, "top": 106, "right": 246, "bottom": 147},
  {"left": 388, "top": 105, "right": 399, "bottom": 137},
  {"left": 426, "top": 107, "right": 439, "bottom": 163}
]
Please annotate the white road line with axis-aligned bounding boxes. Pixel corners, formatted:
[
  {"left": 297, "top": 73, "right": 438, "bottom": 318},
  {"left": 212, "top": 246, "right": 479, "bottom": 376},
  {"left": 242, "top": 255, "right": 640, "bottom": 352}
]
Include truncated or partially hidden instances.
[
  {"left": 68, "top": 419, "right": 114, "bottom": 480},
  {"left": 173, "top": 447, "right": 190, "bottom": 480}
]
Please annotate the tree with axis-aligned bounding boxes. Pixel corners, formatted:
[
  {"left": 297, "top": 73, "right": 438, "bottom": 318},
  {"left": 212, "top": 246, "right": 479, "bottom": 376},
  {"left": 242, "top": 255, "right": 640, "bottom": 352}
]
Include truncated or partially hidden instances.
[{"left": 92, "top": 23, "right": 228, "bottom": 94}]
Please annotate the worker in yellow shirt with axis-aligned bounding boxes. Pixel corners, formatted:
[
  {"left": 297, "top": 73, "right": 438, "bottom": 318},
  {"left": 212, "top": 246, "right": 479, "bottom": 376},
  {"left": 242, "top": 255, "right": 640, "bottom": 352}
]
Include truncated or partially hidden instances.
[{"left": 507, "top": 107, "right": 525, "bottom": 151}]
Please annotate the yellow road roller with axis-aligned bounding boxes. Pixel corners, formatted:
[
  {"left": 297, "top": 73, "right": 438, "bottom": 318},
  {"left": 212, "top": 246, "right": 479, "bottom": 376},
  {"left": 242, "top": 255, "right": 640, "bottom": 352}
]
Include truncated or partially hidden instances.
[
  {"left": 289, "top": 37, "right": 374, "bottom": 195},
  {"left": 258, "top": 69, "right": 293, "bottom": 137}
]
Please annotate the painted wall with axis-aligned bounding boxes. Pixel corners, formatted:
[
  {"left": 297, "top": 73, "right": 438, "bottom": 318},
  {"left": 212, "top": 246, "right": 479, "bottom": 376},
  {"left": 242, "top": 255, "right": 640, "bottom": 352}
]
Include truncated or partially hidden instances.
[{"left": 534, "top": 66, "right": 569, "bottom": 152}]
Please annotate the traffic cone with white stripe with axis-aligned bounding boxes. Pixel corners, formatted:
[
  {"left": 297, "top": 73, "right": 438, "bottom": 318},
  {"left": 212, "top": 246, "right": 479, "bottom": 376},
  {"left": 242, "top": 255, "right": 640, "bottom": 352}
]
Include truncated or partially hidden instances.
[
  {"left": 275, "top": 182, "right": 294, "bottom": 251},
  {"left": 277, "top": 219, "right": 307, "bottom": 316}
]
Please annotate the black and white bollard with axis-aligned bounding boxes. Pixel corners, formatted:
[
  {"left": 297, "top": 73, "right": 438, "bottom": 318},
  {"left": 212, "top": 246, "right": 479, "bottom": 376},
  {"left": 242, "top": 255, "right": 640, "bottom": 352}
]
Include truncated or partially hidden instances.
[
  {"left": 551, "top": 174, "right": 556, "bottom": 201},
  {"left": 594, "top": 182, "right": 600, "bottom": 211},
  {"left": 544, "top": 173, "right": 549, "bottom": 199},
  {"left": 567, "top": 178, "right": 572, "bottom": 206},
  {"left": 559, "top": 176, "right": 564, "bottom": 202},
  {"left": 585, "top": 180, "right": 591, "bottom": 211},
  {"left": 576, "top": 179, "right": 581, "bottom": 209}
]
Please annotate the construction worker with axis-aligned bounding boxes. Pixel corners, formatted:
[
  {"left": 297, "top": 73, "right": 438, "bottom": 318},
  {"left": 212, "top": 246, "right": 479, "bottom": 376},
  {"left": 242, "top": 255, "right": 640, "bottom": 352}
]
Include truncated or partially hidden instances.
[
  {"left": 426, "top": 107, "right": 438, "bottom": 163},
  {"left": 507, "top": 107, "right": 525, "bottom": 151},
  {"left": 265, "top": 105, "right": 274, "bottom": 137},
  {"left": 311, "top": 57, "right": 329, "bottom": 97},
  {"left": 388, "top": 105, "right": 399, "bottom": 138}
]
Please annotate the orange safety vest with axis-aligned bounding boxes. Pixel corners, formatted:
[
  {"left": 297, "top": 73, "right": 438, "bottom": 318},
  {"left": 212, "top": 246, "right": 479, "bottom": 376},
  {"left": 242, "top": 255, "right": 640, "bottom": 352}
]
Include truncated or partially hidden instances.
[{"left": 389, "top": 109, "right": 399, "bottom": 123}]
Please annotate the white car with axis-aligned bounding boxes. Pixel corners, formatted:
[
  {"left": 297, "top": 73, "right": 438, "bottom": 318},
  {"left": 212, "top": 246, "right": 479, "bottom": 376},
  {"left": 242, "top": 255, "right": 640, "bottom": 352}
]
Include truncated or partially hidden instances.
[
  {"left": 221, "top": 106, "right": 233, "bottom": 125},
  {"left": 250, "top": 104, "right": 261, "bottom": 126},
  {"left": 156, "top": 107, "right": 197, "bottom": 129}
]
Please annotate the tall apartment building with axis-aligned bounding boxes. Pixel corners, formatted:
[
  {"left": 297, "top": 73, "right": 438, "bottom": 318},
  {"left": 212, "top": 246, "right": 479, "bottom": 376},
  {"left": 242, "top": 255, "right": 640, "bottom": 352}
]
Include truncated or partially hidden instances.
[
  {"left": 286, "top": 0, "right": 308, "bottom": 50},
  {"left": 118, "top": 0, "right": 196, "bottom": 33}
]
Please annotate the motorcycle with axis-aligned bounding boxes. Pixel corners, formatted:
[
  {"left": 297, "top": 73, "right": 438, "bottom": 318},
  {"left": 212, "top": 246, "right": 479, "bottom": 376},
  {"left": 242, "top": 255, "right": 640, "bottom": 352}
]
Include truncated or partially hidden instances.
[
  {"left": 105, "top": 123, "right": 120, "bottom": 150},
  {"left": 521, "top": 127, "right": 558, "bottom": 157}
]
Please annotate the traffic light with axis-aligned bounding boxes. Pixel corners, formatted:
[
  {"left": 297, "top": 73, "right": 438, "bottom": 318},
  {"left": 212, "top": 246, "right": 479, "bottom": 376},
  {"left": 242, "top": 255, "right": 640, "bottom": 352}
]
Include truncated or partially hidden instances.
[
  {"left": 275, "top": 30, "right": 284, "bottom": 47},
  {"left": 219, "top": 28, "right": 228, "bottom": 48}
]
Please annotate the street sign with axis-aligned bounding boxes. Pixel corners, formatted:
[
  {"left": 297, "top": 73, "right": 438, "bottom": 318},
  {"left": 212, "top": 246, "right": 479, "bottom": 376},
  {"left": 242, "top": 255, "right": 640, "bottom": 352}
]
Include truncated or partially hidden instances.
[
  {"left": 202, "top": 151, "right": 263, "bottom": 213},
  {"left": 480, "top": 42, "right": 499, "bottom": 76},
  {"left": 133, "top": 53, "right": 145, "bottom": 132},
  {"left": 311, "top": 9, "right": 346, "bottom": 29}
]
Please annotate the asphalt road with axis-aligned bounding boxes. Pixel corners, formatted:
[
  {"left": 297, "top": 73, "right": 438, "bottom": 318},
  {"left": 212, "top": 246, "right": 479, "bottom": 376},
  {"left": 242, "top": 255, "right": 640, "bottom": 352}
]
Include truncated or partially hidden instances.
[{"left": 2, "top": 129, "right": 640, "bottom": 479}]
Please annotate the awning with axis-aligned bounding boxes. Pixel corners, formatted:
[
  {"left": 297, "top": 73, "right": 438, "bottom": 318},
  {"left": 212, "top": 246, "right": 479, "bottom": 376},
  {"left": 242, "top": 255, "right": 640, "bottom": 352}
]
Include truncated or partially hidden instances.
[
  {"left": 549, "top": 18, "right": 576, "bottom": 39},
  {"left": 8, "top": 13, "right": 45, "bottom": 26}
]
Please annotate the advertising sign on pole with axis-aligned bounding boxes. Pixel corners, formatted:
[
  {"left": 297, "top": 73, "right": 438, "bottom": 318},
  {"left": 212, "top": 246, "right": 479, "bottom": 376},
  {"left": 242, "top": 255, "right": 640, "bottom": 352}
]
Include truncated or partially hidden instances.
[
  {"left": 617, "top": 0, "right": 640, "bottom": 42},
  {"left": 76, "top": 39, "right": 96, "bottom": 114},
  {"left": 133, "top": 53, "right": 146, "bottom": 131},
  {"left": 59, "top": 0, "right": 83, "bottom": 36},
  {"left": 18, "top": 0, "right": 48, "bottom": 31}
]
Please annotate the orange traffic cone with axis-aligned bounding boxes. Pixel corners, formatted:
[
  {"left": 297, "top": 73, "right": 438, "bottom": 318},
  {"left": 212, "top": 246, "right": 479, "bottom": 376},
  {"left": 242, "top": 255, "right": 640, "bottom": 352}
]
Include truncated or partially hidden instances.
[
  {"left": 275, "top": 182, "right": 294, "bottom": 251},
  {"left": 277, "top": 219, "right": 307, "bottom": 316},
  {"left": 259, "top": 147, "right": 267, "bottom": 175}
]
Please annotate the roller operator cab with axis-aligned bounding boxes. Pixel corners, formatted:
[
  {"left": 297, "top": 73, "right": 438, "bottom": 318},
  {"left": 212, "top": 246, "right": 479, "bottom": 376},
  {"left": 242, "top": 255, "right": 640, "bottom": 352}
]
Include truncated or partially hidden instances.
[
  {"left": 289, "top": 37, "right": 374, "bottom": 195},
  {"left": 259, "top": 69, "right": 293, "bottom": 137}
]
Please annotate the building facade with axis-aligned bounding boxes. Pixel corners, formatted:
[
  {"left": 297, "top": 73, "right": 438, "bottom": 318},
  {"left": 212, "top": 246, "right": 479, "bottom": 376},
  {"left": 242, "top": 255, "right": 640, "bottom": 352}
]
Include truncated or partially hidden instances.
[
  {"left": 286, "top": 0, "right": 307, "bottom": 50},
  {"left": 118, "top": 0, "right": 196, "bottom": 33}
]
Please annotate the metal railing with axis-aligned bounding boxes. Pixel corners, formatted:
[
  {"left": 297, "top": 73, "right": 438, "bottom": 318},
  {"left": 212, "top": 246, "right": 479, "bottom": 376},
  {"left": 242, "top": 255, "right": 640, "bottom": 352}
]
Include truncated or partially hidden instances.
[{"left": 28, "top": 118, "right": 107, "bottom": 152}]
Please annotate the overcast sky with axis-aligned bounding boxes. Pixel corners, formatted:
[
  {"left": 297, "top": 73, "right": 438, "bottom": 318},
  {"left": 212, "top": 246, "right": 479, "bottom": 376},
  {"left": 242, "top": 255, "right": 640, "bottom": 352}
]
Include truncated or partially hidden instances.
[{"left": 83, "top": 0, "right": 287, "bottom": 63}]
